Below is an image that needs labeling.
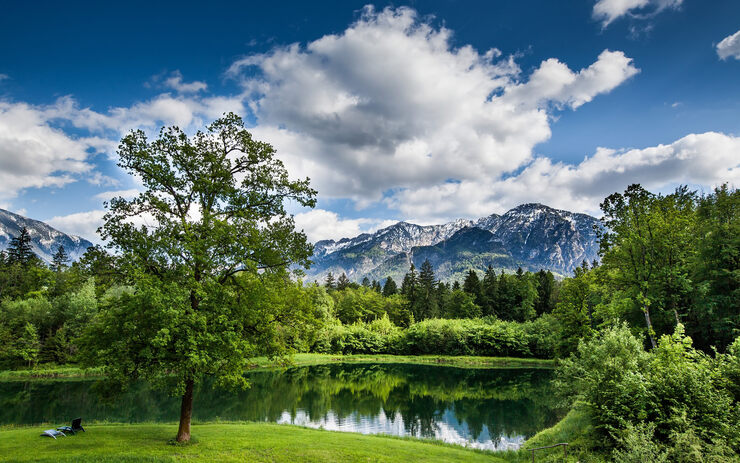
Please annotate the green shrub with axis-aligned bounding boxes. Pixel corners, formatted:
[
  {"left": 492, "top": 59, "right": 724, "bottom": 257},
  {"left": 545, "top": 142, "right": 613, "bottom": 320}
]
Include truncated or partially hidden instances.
[
  {"left": 311, "top": 317, "right": 557, "bottom": 358},
  {"left": 557, "top": 324, "right": 740, "bottom": 458}
]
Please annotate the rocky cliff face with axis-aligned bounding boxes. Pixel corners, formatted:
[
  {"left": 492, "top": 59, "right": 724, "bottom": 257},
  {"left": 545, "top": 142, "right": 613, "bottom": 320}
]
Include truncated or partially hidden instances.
[
  {"left": 307, "top": 204, "right": 601, "bottom": 282},
  {"left": 0, "top": 209, "right": 94, "bottom": 263}
]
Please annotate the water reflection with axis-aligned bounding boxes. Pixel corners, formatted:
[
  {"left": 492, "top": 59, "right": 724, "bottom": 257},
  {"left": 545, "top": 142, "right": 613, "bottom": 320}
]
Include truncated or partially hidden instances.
[{"left": 0, "top": 364, "right": 560, "bottom": 450}]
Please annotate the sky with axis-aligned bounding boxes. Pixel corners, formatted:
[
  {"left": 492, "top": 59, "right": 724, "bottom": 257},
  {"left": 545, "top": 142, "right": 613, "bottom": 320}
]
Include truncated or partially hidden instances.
[{"left": 0, "top": 0, "right": 738, "bottom": 243}]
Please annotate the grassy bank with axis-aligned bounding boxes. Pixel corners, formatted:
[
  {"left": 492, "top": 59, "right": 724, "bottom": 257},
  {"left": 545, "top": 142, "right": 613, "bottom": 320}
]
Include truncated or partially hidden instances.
[
  {"left": 250, "top": 353, "right": 555, "bottom": 370},
  {"left": 0, "top": 365, "right": 104, "bottom": 380},
  {"left": 0, "top": 422, "right": 506, "bottom": 462},
  {"left": 1, "top": 354, "right": 554, "bottom": 380}
]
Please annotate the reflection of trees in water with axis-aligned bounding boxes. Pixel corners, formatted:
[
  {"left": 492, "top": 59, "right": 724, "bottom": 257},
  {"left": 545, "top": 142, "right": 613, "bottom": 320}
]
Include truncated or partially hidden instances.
[{"left": 0, "top": 364, "right": 561, "bottom": 439}]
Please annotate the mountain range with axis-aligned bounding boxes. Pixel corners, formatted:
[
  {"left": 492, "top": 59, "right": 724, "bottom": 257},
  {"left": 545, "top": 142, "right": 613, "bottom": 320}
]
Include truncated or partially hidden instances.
[
  {"left": 0, "top": 208, "right": 94, "bottom": 263},
  {"left": 309, "top": 203, "right": 601, "bottom": 283},
  {"left": 0, "top": 203, "right": 601, "bottom": 281}
]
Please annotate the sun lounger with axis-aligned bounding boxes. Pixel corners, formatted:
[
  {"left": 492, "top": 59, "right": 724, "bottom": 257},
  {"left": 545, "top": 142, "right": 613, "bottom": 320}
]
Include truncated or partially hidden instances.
[
  {"left": 56, "top": 417, "right": 85, "bottom": 435},
  {"left": 40, "top": 429, "right": 66, "bottom": 439}
]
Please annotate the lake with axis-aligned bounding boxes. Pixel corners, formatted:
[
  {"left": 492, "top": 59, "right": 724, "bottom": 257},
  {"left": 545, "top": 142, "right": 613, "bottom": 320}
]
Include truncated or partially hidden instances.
[{"left": 0, "top": 363, "right": 561, "bottom": 451}]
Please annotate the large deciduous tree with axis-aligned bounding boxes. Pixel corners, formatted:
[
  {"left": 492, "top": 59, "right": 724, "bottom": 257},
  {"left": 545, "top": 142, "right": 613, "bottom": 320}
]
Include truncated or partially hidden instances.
[
  {"left": 598, "top": 184, "right": 697, "bottom": 348},
  {"left": 84, "top": 113, "right": 316, "bottom": 442}
]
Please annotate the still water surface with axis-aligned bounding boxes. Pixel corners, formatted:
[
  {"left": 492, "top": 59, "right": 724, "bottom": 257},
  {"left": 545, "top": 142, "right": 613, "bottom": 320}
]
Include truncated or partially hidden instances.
[{"left": 0, "top": 363, "right": 560, "bottom": 450}]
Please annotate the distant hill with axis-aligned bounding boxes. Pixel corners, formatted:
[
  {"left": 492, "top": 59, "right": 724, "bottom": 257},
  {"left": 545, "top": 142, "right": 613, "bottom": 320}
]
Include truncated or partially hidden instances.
[
  {"left": 0, "top": 209, "right": 94, "bottom": 263},
  {"left": 307, "top": 203, "right": 601, "bottom": 282}
]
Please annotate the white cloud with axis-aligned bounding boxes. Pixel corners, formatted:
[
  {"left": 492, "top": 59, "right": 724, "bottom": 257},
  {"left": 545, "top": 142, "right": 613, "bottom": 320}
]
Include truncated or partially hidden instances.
[
  {"left": 94, "top": 188, "right": 141, "bottom": 201},
  {"left": 46, "top": 210, "right": 106, "bottom": 242},
  {"left": 502, "top": 50, "right": 638, "bottom": 109},
  {"left": 0, "top": 101, "right": 100, "bottom": 200},
  {"left": 0, "top": 74, "right": 8, "bottom": 81},
  {"left": 163, "top": 71, "right": 208, "bottom": 93},
  {"left": 294, "top": 209, "right": 396, "bottom": 242},
  {"left": 717, "top": 30, "right": 740, "bottom": 61},
  {"left": 387, "top": 132, "right": 740, "bottom": 222},
  {"left": 234, "top": 6, "right": 637, "bottom": 205},
  {"left": 593, "top": 0, "right": 682, "bottom": 27}
]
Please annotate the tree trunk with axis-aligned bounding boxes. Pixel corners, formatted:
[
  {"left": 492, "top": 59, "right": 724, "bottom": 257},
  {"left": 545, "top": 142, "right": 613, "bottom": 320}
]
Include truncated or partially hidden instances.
[
  {"left": 176, "top": 379, "right": 194, "bottom": 442},
  {"left": 643, "top": 306, "right": 657, "bottom": 349},
  {"left": 673, "top": 308, "right": 680, "bottom": 326}
]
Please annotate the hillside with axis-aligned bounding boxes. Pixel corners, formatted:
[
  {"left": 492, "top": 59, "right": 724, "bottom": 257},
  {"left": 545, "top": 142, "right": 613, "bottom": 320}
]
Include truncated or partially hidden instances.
[{"left": 0, "top": 209, "right": 93, "bottom": 263}]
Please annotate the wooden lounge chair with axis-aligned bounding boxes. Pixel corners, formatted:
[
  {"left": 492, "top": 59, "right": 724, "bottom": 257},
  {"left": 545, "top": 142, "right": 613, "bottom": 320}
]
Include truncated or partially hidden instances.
[{"left": 56, "top": 417, "right": 85, "bottom": 435}]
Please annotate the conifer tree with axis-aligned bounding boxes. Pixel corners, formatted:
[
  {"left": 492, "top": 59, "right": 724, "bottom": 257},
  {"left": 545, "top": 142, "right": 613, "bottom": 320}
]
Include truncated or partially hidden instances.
[
  {"left": 415, "top": 259, "right": 438, "bottom": 320},
  {"left": 535, "top": 269, "right": 555, "bottom": 315},
  {"left": 481, "top": 265, "right": 498, "bottom": 317},
  {"left": 7, "top": 227, "right": 35, "bottom": 265},
  {"left": 462, "top": 269, "right": 482, "bottom": 306},
  {"left": 361, "top": 277, "right": 371, "bottom": 288},
  {"left": 337, "top": 273, "right": 350, "bottom": 290},
  {"left": 401, "top": 264, "right": 418, "bottom": 308},
  {"left": 52, "top": 245, "right": 70, "bottom": 272},
  {"left": 324, "top": 272, "right": 336, "bottom": 290},
  {"left": 382, "top": 276, "right": 398, "bottom": 296}
]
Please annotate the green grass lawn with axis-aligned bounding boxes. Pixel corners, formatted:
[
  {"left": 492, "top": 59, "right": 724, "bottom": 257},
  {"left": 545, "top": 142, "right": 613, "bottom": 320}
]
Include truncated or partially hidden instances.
[
  {"left": 0, "top": 354, "right": 554, "bottom": 380},
  {"left": 0, "top": 422, "right": 508, "bottom": 462}
]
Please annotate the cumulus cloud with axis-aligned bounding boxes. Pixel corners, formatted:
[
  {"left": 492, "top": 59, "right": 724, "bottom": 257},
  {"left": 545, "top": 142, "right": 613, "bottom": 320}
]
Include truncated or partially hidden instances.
[
  {"left": 387, "top": 132, "right": 740, "bottom": 222},
  {"left": 502, "top": 50, "right": 638, "bottom": 109},
  {"left": 294, "top": 209, "right": 396, "bottom": 242},
  {"left": 233, "top": 6, "right": 638, "bottom": 205},
  {"left": 94, "top": 188, "right": 141, "bottom": 201},
  {"left": 717, "top": 30, "right": 740, "bottom": 60},
  {"left": 593, "top": 0, "right": 682, "bottom": 27},
  {"left": 163, "top": 71, "right": 208, "bottom": 93},
  {"left": 0, "top": 101, "right": 101, "bottom": 200},
  {"left": 4, "top": 6, "right": 735, "bottom": 244},
  {"left": 46, "top": 210, "right": 106, "bottom": 242}
]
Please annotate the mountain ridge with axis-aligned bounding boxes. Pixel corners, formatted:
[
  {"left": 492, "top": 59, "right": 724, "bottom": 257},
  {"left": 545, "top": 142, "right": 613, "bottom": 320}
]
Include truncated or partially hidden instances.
[
  {"left": 307, "top": 203, "right": 601, "bottom": 282},
  {"left": 0, "top": 208, "right": 94, "bottom": 263}
]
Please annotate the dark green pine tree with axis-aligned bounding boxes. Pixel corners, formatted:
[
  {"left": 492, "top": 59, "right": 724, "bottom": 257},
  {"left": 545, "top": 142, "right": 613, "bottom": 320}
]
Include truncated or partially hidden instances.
[
  {"left": 497, "top": 272, "right": 516, "bottom": 320},
  {"left": 371, "top": 280, "right": 382, "bottom": 293},
  {"left": 361, "top": 277, "right": 371, "bottom": 288},
  {"left": 481, "top": 265, "right": 498, "bottom": 317},
  {"left": 324, "top": 272, "right": 336, "bottom": 290},
  {"left": 52, "top": 245, "right": 70, "bottom": 272},
  {"left": 336, "top": 272, "right": 350, "bottom": 290},
  {"left": 382, "top": 276, "right": 398, "bottom": 296},
  {"left": 401, "top": 264, "right": 418, "bottom": 308},
  {"left": 7, "top": 227, "right": 36, "bottom": 265},
  {"left": 535, "top": 269, "right": 555, "bottom": 315},
  {"left": 435, "top": 281, "right": 451, "bottom": 316},
  {"left": 462, "top": 269, "right": 483, "bottom": 307},
  {"left": 415, "top": 259, "right": 439, "bottom": 320},
  {"left": 452, "top": 280, "right": 461, "bottom": 291}
]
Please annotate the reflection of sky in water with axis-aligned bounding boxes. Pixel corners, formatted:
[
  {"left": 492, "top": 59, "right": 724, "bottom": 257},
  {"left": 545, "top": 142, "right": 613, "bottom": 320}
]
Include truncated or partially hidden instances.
[{"left": 275, "top": 407, "right": 525, "bottom": 451}]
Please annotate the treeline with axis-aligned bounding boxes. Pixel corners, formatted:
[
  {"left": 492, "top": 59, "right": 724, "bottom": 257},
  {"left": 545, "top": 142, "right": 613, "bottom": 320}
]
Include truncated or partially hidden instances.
[
  {"left": 323, "top": 263, "right": 556, "bottom": 325},
  {"left": 0, "top": 227, "right": 118, "bottom": 368},
  {"left": 0, "top": 183, "right": 737, "bottom": 369},
  {"left": 318, "top": 184, "right": 739, "bottom": 358}
]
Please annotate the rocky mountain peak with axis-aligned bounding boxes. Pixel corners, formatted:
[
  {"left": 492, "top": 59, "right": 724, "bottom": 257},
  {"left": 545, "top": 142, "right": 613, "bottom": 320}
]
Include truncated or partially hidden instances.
[{"left": 0, "top": 209, "right": 94, "bottom": 263}]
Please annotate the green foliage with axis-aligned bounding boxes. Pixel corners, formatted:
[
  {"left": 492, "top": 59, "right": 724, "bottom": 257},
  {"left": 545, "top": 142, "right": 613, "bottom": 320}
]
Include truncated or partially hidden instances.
[
  {"left": 689, "top": 184, "right": 739, "bottom": 352},
  {"left": 86, "top": 113, "right": 316, "bottom": 441},
  {"left": 552, "top": 265, "right": 603, "bottom": 355},
  {"left": 557, "top": 324, "right": 740, "bottom": 459},
  {"left": 313, "top": 317, "right": 557, "bottom": 358},
  {"left": 442, "top": 290, "right": 481, "bottom": 319}
]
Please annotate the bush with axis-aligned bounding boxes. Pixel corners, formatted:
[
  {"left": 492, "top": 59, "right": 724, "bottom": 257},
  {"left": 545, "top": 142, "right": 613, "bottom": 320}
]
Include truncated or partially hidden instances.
[
  {"left": 311, "top": 317, "right": 556, "bottom": 358},
  {"left": 557, "top": 324, "right": 740, "bottom": 458}
]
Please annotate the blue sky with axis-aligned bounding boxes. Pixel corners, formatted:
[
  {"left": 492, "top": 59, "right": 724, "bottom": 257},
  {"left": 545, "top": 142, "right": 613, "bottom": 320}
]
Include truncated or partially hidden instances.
[{"left": 0, "top": 0, "right": 738, "bottom": 242}]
